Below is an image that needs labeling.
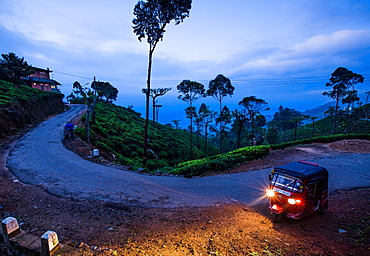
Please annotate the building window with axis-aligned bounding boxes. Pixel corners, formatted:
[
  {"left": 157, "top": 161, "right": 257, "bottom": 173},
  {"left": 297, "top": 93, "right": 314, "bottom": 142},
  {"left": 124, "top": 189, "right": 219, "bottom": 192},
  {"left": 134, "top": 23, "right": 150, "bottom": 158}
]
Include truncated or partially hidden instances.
[{"left": 40, "top": 72, "right": 47, "bottom": 78}]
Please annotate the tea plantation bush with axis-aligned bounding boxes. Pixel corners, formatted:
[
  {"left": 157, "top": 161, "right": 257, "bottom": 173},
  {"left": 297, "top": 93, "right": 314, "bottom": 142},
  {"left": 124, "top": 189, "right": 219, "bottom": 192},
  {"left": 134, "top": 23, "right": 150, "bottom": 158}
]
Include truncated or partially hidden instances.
[
  {"left": 167, "top": 133, "right": 370, "bottom": 177},
  {"left": 172, "top": 145, "right": 271, "bottom": 177},
  {"left": 82, "top": 102, "right": 219, "bottom": 171}
]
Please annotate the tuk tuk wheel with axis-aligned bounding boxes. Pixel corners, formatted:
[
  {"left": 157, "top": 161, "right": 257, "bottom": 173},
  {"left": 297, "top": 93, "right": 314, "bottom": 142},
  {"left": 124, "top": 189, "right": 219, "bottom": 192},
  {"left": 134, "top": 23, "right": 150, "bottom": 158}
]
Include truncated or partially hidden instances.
[
  {"left": 272, "top": 213, "right": 282, "bottom": 223},
  {"left": 319, "top": 205, "right": 328, "bottom": 215}
]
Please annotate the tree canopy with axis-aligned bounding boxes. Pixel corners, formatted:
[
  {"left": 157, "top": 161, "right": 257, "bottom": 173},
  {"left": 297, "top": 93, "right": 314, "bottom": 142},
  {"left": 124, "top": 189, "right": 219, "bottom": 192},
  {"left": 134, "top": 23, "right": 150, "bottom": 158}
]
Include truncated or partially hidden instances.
[
  {"left": 207, "top": 74, "right": 234, "bottom": 113},
  {"left": 91, "top": 80, "right": 119, "bottom": 103},
  {"left": 269, "top": 106, "right": 303, "bottom": 131},
  {"left": 133, "top": 0, "right": 192, "bottom": 48},
  {"left": 177, "top": 80, "right": 205, "bottom": 107},
  {"left": 0, "top": 52, "right": 34, "bottom": 85},
  {"left": 238, "top": 96, "right": 269, "bottom": 121},
  {"left": 323, "top": 67, "right": 364, "bottom": 134}
]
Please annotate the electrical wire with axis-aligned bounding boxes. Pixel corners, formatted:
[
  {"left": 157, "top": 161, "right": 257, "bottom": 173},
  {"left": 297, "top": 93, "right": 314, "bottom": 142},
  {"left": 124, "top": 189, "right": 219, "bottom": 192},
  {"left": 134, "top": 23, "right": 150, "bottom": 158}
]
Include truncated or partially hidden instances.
[{"left": 53, "top": 70, "right": 370, "bottom": 87}]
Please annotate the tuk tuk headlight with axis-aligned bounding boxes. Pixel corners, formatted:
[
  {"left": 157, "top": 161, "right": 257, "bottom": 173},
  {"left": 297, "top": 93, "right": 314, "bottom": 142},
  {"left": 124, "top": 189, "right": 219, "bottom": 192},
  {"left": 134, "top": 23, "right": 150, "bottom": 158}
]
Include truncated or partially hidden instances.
[
  {"left": 266, "top": 189, "right": 275, "bottom": 197},
  {"left": 288, "top": 198, "right": 302, "bottom": 205}
]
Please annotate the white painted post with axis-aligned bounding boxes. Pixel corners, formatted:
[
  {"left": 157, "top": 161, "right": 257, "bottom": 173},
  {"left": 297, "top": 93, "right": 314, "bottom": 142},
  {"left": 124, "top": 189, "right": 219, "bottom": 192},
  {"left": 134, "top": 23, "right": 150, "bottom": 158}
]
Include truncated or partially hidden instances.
[
  {"left": 41, "top": 230, "right": 60, "bottom": 256},
  {"left": 93, "top": 148, "right": 99, "bottom": 157},
  {"left": 1, "top": 217, "right": 20, "bottom": 256},
  {"left": 1, "top": 217, "right": 20, "bottom": 238}
]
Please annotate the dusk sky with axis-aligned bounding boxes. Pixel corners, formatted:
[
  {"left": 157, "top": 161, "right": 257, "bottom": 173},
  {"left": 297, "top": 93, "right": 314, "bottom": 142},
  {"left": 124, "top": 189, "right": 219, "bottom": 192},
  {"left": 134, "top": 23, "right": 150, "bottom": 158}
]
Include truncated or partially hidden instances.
[{"left": 1, "top": 0, "right": 369, "bottom": 125}]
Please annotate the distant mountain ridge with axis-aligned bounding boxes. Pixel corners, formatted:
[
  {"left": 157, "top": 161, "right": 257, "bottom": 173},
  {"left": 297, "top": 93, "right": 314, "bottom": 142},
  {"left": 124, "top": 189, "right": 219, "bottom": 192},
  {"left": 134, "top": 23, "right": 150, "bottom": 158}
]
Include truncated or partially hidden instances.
[
  {"left": 302, "top": 101, "right": 336, "bottom": 120},
  {"left": 302, "top": 93, "right": 369, "bottom": 120}
]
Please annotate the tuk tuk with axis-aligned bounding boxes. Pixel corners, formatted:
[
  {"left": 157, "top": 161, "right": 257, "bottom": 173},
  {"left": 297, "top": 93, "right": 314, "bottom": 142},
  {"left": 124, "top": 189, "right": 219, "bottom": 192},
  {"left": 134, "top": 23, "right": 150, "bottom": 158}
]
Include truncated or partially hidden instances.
[{"left": 267, "top": 161, "right": 329, "bottom": 222}]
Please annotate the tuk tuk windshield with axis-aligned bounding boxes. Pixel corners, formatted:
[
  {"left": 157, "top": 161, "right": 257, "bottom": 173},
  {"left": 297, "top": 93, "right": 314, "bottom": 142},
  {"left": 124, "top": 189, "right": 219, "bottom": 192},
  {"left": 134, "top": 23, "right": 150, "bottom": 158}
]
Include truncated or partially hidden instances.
[{"left": 272, "top": 174, "right": 304, "bottom": 193}]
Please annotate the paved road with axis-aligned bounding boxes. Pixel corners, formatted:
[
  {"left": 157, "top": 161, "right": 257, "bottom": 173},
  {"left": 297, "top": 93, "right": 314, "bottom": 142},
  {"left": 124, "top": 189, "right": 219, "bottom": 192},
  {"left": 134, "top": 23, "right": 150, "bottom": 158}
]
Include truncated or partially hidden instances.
[{"left": 6, "top": 105, "right": 370, "bottom": 207}]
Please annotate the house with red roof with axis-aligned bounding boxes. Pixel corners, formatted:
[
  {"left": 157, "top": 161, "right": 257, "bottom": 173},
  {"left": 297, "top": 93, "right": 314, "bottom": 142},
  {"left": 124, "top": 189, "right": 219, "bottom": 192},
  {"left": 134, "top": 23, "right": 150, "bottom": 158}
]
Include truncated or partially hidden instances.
[{"left": 22, "top": 67, "right": 61, "bottom": 93}]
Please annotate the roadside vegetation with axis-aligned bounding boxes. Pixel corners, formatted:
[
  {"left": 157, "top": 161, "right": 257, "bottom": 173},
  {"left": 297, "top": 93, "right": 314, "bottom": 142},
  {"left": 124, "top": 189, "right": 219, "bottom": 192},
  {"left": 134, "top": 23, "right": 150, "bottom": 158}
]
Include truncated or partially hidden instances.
[
  {"left": 0, "top": 79, "right": 64, "bottom": 139},
  {"left": 74, "top": 101, "right": 219, "bottom": 171},
  {"left": 0, "top": 79, "right": 62, "bottom": 108}
]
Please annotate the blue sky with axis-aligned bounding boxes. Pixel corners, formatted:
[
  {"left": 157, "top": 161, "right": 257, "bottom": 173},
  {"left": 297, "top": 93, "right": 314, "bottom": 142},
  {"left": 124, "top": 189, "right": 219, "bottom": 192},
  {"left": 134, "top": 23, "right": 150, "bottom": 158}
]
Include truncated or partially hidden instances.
[{"left": 1, "top": 0, "right": 369, "bottom": 125}]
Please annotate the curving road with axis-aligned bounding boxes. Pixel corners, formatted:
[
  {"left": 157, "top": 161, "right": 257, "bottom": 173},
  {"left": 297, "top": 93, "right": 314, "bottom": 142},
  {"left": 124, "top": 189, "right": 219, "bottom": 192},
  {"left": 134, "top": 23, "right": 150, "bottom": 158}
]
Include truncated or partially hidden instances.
[{"left": 6, "top": 105, "right": 370, "bottom": 207}]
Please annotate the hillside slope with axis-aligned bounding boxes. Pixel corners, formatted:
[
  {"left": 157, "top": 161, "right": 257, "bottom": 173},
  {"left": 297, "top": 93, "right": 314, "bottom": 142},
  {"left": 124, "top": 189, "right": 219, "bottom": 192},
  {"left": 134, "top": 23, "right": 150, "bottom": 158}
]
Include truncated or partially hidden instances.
[
  {"left": 75, "top": 102, "right": 219, "bottom": 170},
  {"left": 0, "top": 80, "right": 64, "bottom": 139}
]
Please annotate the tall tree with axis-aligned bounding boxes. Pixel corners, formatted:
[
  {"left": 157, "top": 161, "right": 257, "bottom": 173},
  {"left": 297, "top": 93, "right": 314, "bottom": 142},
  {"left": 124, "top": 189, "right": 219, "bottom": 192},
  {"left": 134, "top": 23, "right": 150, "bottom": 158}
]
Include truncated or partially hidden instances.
[
  {"left": 342, "top": 90, "right": 360, "bottom": 114},
  {"left": 142, "top": 87, "right": 172, "bottom": 122},
  {"left": 200, "top": 105, "right": 215, "bottom": 157},
  {"left": 172, "top": 119, "right": 181, "bottom": 129},
  {"left": 0, "top": 52, "right": 34, "bottom": 84},
  {"left": 216, "top": 105, "right": 232, "bottom": 152},
  {"left": 132, "top": 0, "right": 192, "bottom": 167},
  {"left": 72, "top": 81, "right": 97, "bottom": 144},
  {"left": 231, "top": 109, "right": 249, "bottom": 149},
  {"left": 177, "top": 80, "right": 205, "bottom": 159},
  {"left": 207, "top": 74, "right": 234, "bottom": 151},
  {"left": 238, "top": 96, "right": 269, "bottom": 138},
  {"left": 207, "top": 74, "right": 234, "bottom": 116},
  {"left": 323, "top": 67, "right": 364, "bottom": 134},
  {"left": 91, "top": 80, "right": 119, "bottom": 103},
  {"left": 269, "top": 107, "right": 303, "bottom": 131}
]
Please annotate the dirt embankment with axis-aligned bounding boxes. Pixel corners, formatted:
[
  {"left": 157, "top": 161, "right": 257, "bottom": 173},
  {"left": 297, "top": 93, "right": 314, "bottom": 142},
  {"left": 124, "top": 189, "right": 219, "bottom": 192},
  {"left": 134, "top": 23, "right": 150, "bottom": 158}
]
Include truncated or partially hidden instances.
[{"left": 0, "top": 95, "right": 64, "bottom": 140}]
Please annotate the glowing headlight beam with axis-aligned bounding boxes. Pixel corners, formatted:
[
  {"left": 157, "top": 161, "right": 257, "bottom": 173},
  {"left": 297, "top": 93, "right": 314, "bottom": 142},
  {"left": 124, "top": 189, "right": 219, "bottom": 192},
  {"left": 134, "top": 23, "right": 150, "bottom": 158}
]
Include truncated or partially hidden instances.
[{"left": 266, "top": 189, "right": 275, "bottom": 197}]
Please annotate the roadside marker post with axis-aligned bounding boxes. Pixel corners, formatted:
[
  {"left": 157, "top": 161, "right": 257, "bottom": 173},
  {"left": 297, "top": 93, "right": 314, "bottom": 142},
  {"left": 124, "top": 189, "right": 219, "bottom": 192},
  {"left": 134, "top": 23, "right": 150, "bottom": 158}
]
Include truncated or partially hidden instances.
[
  {"left": 41, "top": 230, "right": 60, "bottom": 256},
  {"left": 1, "top": 217, "right": 21, "bottom": 256},
  {"left": 1, "top": 217, "right": 20, "bottom": 238}
]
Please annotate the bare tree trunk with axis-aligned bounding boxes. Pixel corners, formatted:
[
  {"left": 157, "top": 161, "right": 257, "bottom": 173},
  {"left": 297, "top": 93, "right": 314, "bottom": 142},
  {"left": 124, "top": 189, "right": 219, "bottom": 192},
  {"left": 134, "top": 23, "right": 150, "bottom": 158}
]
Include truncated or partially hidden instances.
[
  {"left": 204, "top": 123, "right": 208, "bottom": 157},
  {"left": 236, "top": 126, "right": 242, "bottom": 149},
  {"left": 152, "top": 97, "right": 156, "bottom": 122},
  {"left": 86, "top": 107, "right": 91, "bottom": 144},
  {"left": 219, "top": 100, "right": 223, "bottom": 153},
  {"left": 143, "top": 48, "right": 153, "bottom": 167},
  {"left": 332, "top": 98, "right": 339, "bottom": 135},
  {"left": 189, "top": 102, "right": 193, "bottom": 160}
]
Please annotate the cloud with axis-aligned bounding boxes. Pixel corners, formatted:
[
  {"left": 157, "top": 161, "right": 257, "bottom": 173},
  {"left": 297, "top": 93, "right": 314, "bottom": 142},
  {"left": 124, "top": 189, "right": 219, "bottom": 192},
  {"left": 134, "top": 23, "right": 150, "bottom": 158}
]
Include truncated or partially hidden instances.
[
  {"left": 0, "top": 0, "right": 138, "bottom": 53},
  {"left": 228, "top": 30, "right": 370, "bottom": 78},
  {"left": 292, "top": 30, "right": 370, "bottom": 56}
]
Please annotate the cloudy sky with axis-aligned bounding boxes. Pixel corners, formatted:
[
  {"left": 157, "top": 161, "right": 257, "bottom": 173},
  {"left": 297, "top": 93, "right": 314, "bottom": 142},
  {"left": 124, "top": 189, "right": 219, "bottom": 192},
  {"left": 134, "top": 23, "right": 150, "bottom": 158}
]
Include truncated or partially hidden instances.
[{"left": 1, "top": 0, "right": 369, "bottom": 125}]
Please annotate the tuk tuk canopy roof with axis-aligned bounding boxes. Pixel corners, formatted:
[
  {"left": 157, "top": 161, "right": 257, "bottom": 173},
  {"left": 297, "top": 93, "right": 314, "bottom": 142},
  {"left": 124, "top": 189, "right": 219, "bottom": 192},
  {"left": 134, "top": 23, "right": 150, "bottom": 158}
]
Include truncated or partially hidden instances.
[{"left": 272, "top": 161, "right": 329, "bottom": 182}]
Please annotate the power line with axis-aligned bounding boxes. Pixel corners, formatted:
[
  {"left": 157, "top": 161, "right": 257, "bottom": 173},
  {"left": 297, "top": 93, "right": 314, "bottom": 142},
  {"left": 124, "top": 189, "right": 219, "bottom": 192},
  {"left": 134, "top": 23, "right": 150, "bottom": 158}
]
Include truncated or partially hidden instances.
[
  {"left": 53, "top": 71, "right": 92, "bottom": 80},
  {"left": 53, "top": 70, "right": 370, "bottom": 86}
]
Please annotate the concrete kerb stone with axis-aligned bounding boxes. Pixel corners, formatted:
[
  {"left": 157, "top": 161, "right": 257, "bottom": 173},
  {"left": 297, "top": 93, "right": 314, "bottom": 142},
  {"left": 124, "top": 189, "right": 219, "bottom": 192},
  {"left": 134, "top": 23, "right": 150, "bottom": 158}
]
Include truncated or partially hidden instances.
[
  {"left": 2, "top": 217, "right": 20, "bottom": 239},
  {"left": 41, "top": 230, "right": 60, "bottom": 256},
  {"left": 1, "top": 217, "right": 68, "bottom": 256}
]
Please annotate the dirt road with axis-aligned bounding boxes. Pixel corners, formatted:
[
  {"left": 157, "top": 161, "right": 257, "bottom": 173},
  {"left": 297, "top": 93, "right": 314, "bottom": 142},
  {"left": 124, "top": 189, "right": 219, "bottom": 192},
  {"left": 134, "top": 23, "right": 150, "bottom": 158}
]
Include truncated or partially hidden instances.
[{"left": 6, "top": 105, "right": 370, "bottom": 208}]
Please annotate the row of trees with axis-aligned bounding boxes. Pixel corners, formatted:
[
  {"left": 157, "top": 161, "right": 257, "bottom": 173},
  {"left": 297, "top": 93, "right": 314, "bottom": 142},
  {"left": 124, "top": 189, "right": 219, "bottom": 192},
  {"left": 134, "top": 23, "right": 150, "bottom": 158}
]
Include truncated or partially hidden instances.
[
  {"left": 170, "top": 67, "right": 367, "bottom": 154},
  {"left": 175, "top": 74, "right": 269, "bottom": 155},
  {"left": 67, "top": 78, "right": 119, "bottom": 143},
  {"left": 322, "top": 67, "right": 364, "bottom": 134}
]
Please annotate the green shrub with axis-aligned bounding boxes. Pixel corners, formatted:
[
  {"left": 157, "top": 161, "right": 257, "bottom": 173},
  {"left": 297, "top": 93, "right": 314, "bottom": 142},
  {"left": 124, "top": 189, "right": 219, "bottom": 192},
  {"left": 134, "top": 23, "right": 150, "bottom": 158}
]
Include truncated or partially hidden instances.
[{"left": 174, "top": 145, "right": 271, "bottom": 177}]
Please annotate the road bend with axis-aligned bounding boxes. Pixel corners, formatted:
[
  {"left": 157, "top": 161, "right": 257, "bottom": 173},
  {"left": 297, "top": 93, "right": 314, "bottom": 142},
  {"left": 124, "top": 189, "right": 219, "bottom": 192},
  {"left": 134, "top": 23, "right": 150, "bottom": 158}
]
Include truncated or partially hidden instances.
[{"left": 6, "top": 105, "right": 370, "bottom": 207}]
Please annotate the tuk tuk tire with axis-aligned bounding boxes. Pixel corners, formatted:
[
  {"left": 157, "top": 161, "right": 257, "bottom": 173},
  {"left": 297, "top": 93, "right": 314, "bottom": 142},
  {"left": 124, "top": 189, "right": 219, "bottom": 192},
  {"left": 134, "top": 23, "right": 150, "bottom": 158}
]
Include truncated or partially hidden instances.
[
  {"left": 272, "top": 213, "right": 282, "bottom": 223},
  {"left": 319, "top": 206, "right": 328, "bottom": 215},
  {"left": 319, "top": 201, "right": 328, "bottom": 215}
]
